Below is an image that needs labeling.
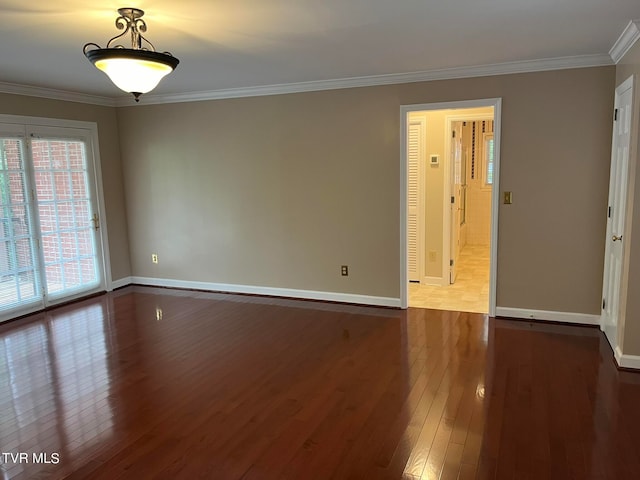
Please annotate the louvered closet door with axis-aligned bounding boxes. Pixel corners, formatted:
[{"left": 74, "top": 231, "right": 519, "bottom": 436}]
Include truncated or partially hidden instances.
[
  {"left": 0, "top": 130, "right": 43, "bottom": 314},
  {"left": 407, "top": 119, "right": 423, "bottom": 282}
]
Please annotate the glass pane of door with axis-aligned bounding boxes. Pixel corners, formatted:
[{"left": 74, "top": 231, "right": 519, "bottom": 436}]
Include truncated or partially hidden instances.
[
  {"left": 0, "top": 138, "right": 41, "bottom": 311},
  {"left": 31, "top": 139, "right": 99, "bottom": 298}
]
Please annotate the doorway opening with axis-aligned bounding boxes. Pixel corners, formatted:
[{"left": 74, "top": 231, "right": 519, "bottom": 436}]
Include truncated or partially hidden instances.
[{"left": 400, "top": 99, "right": 501, "bottom": 315}]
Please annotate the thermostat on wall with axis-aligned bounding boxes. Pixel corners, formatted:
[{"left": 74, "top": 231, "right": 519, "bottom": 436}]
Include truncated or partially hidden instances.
[{"left": 429, "top": 154, "right": 439, "bottom": 165}]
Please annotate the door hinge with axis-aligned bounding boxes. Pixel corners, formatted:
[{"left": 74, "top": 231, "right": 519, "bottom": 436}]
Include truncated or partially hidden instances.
[
  {"left": 451, "top": 196, "right": 455, "bottom": 204},
  {"left": 603, "top": 298, "right": 606, "bottom": 310},
  {"left": 452, "top": 130, "right": 456, "bottom": 138},
  {"left": 608, "top": 206, "right": 612, "bottom": 218},
  {"left": 450, "top": 259, "right": 454, "bottom": 266},
  {"left": 614, "top": 108, "right": 618, "bottom": 121}
]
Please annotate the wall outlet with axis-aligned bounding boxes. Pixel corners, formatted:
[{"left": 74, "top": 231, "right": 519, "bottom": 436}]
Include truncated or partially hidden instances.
[
  {"left": 152, "top": 253, "right": 158, "bottom": 264},
  {"left": 341, "top": 265, "right": 349, "bottom": 276}
]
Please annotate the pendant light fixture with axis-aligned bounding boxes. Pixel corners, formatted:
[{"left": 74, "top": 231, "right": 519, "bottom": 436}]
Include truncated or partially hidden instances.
[{"left": 83, "top": 7, "right": 179, "bottom": 102}]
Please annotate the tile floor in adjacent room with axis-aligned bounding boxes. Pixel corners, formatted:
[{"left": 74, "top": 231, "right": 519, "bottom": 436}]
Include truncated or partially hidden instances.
[{"left": 409, "top": 244, "right": 490, "bottom": 313}]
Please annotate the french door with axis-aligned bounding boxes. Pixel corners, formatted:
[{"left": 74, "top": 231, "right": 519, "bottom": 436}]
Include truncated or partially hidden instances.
[{"left": 0, "top": 121, "right": 105, "bottom": 321}]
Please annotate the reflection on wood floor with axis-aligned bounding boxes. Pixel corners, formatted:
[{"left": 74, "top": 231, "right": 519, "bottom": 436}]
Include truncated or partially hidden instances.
[
  {"left": 410, "top": 245, "right": 490, "bottom": 313},
  {"left": 1, "top": 286, "right": 639, "bottom": 479}
]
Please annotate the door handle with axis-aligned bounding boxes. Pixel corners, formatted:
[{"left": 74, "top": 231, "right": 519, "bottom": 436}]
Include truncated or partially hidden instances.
[{"left": 612, "top": 235, "right": 623, "bottom": 242}]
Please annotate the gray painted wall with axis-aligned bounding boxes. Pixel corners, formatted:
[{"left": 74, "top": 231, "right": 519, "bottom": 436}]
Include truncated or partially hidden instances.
[{"left": 116, "top": 66, "right": 615, "bottom": 314}]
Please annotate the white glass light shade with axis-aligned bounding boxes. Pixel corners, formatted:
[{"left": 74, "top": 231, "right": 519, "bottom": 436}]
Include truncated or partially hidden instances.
[
  {"left": 85, "top": 48, "right": 179, "bottom": 98},
  {"left": 94, "top": 57, "right": 173, "bottom": 94}
]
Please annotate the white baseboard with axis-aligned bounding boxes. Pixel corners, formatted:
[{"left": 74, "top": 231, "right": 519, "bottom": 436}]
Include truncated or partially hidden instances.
[
  {"left": 495, "top": 307, "right": 600, "bottom": 326},
  {"left": 615, "top": 346, "right": 640, "bottom": 369},
  {"left": 109, "top": 277, "right": 132, "bottom": 291},
  {"left": 130, "top": 276, "right": 401, "bottom": 308}
]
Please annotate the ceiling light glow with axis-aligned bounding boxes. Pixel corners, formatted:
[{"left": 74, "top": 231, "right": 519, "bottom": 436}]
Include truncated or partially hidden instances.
[{"left": 83, "top": 7, "right": 179, "bottom": 102}]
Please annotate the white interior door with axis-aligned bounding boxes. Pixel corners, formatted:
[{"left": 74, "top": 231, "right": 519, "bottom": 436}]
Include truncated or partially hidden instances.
[
  {"left": 449, "top": 122, "right": 463, "bottom": 284},
  {"left": 601, "top": 76, "right": 634, "bottom": 349}
]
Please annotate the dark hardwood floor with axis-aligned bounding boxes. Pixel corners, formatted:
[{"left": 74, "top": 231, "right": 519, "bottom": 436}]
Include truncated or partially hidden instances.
[{"left": 1, "top": 286, "right": 640, "bottom": 479}]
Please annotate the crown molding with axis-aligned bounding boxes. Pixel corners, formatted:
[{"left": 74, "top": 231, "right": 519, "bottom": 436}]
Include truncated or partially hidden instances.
[
  {"left": 0, "top": 80, "right": 116, "bottom": 107},
  {"left": 0, "top": 53, "right": 614, "bottom": 108},
  {"left": 610, "top": 20, "right": 640, "bottom": 64},
  {"left": 123, "top": 54, "right": 613, "bottom": 107}
]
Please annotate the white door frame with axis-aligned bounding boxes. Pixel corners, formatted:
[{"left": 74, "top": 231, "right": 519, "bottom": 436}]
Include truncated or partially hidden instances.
[{"left": 400, "top": 98, "right": 502, "bottom": 316}]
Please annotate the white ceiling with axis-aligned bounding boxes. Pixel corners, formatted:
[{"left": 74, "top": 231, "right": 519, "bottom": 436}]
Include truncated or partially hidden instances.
[{"left": 0, "top": 0, "right": 639, "bottom": 102}]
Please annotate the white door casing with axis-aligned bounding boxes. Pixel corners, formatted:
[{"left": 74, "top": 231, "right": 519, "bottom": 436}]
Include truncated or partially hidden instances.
[{"left": 601, "top": 76, "right": 634, "bottom": 351}]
